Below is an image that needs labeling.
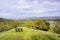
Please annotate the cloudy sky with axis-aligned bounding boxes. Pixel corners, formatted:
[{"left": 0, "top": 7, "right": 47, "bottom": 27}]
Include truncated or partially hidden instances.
[{"left": 0, "top": 0, "right": 60, "bottom": 18}]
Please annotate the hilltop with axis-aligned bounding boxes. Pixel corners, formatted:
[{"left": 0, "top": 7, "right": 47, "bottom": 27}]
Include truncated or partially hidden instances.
[{"left": 0, "top": 27, "right": 59, "bottom": 40}]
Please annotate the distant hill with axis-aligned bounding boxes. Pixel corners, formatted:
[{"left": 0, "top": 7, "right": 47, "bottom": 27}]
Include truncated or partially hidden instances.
[
  {"left": 0, "top": 16, "right": 60, "bottom": 21},
  {"left": 40, "top": 16, "right": 60, "bottom": 21},
  {"left": 19, "top": 16, "right": 60, "bottom": 21}
]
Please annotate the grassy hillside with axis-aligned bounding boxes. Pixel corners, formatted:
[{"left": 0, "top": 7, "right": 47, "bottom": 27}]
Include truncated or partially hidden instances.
[{"left": 0, "top": 27, "right": 59, "bottom": 40}]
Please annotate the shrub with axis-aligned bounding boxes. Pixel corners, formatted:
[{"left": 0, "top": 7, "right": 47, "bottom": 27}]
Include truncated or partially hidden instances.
[
  {"left": 27, "top": 19, "right": 50, "bottom": 31},
  {"left": 54, "top": 26, "right": 60, "bottom": 34}
]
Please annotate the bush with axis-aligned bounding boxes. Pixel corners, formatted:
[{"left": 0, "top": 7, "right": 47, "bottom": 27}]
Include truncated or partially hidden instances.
[
  {"left": 27, "top": 19, "right": 50, "bottom": 31},
  {"left": 54, "top": 21, "right": 60, "bottom": 34},
  {"left": 54, "top": 26, "right": 60, "bottom": 34}
]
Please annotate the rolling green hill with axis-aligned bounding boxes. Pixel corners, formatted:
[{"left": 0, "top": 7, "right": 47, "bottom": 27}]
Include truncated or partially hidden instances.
[{"left": 0, "top": 27, "right": 59, "bottom": 40}]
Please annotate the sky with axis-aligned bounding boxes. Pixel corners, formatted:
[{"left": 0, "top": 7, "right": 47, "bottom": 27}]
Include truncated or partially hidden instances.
[{"left": 0, "top": 0, "right": 60, "bottom": 18}]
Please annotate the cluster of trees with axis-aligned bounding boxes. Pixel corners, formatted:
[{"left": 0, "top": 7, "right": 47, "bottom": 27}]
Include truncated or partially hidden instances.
[
  {"left": 0, "top": 18, "right": 20, "bottom": 32},
  {"left": 25, "top": 19, "right": 60, "bottom": 34},
  {"left": 26, "top": 19, "right": 50, "bottom": 31}
]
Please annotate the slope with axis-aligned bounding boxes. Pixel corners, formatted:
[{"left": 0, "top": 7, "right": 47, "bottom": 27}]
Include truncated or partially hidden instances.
[{"left": 0, "top": 27, "right": 59, "bottom": 40}]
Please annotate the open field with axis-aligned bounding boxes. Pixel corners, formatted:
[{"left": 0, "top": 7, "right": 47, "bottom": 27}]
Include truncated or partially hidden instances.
[{"left": 0, "top": 27, "right": 59, "bottom": 40}]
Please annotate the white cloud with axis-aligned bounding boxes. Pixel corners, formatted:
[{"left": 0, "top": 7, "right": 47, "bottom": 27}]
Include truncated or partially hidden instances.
[{"left": 0, "top": 0, "right": 60, "bottom": 18}]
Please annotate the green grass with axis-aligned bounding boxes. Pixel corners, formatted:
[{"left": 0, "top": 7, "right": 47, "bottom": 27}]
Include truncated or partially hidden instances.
[{"left": 0, "top": 27, "right": 59, "bottom": 40}]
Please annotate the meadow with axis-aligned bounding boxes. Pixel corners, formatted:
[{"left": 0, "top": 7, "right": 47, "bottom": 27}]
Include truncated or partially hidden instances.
[
  {"left": 0, "top": 18, "right": 60, "bottom": 40},
  {"left": 0, "top": 27, "right": 59, "bottom": 40}
]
